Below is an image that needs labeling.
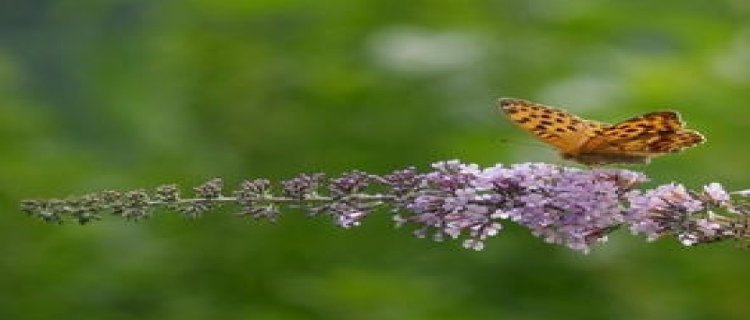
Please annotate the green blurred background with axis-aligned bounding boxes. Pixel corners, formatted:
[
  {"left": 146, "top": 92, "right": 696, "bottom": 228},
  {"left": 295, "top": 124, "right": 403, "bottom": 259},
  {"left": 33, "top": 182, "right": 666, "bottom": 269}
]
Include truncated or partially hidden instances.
[{"left": 2, "top": 0, "right": 749, "bottom": 319}]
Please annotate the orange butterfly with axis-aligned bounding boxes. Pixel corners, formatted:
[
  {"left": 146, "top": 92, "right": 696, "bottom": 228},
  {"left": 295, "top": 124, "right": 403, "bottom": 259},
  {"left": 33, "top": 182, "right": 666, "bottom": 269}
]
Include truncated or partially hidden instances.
[{"left": 498, "top": 98, "right": 705, "bottom": 165}]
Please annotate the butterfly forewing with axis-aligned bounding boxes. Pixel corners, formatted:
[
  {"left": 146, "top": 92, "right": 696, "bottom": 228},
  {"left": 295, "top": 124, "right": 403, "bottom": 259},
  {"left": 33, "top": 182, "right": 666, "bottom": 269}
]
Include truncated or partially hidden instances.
[{"left": 498, "top": 98, "right": 597, "bottom": 154}]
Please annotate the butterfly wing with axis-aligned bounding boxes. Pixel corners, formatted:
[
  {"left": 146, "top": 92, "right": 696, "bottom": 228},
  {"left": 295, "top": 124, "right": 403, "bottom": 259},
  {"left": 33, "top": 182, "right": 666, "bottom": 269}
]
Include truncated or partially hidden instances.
[
  {"left": 498, "top": 98, "right": 605, "bottom": 154},
  {"left": 499, "top": 99, "right": 705, "bottom": 165},
  {"left": 601, "top": 111, "right": 684, "bottom": 141},
  {"left": 644, "top": 130, "right": 705, "bottom": 153},
  {"left": 582, "top": 111, "right": 705, "bottom": 156}
]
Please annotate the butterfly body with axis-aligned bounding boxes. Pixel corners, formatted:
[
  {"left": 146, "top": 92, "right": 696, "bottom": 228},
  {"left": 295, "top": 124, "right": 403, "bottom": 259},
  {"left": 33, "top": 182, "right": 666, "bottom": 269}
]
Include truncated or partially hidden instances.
[{"left": 498, "top": 98, "right": 705, "bottom": 166}]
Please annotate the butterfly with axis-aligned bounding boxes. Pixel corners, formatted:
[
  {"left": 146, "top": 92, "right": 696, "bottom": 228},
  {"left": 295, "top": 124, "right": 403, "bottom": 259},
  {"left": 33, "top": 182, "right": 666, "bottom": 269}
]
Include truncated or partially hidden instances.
[{"left": 498, "top": 98, "right": 705, "bottom": 165}]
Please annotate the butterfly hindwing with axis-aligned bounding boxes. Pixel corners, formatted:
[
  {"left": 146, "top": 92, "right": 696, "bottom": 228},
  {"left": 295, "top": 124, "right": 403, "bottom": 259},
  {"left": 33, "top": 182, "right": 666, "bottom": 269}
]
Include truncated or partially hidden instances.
[
  {"left": 589, "top": 111, "right": 702, "bottom": 154},
  {"left": 582, "top": 129, "right": 704, "bottom": 160},
  {"left": 646, "top": 130, "right": 705, "bottom": 153},
  {"left": 601, "top": 111, "right": 683, "bottom": 141}
]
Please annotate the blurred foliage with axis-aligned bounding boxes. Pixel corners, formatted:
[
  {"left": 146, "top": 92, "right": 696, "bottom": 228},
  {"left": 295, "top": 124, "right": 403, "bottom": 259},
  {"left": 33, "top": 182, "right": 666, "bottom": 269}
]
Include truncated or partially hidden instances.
[{"left": 1, "top": 0, "right": 749, "bottom": 319}]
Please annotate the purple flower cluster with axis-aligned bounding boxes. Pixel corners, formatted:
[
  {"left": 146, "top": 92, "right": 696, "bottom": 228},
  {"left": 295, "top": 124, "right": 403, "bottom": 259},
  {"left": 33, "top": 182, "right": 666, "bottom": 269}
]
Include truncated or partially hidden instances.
[
  {"left": 395, "top": 161, "right": 647, "bottom": 252},
  {"left": 234, "top": 179, "right": 279, "bottom": 221},
  {"left": 21, "top": 160, "right": 749, "bottom": 253},
  {"left": 282, "top": 173, "right": 325, "bottom": 199},
  {"left": 392, "top": 161, "right": 749, "bottom": 252},
  {"left": 321, "top": 170, "right": 375, "bottom": 228},
  {"left": 397, "top": 161, "right": 499, "bottom": 250},
  {"left": 625, "top": 182, "right": 736, "bottom": 245},
  {"left": 283, "top": 171, "right": 382, "bottom": 228}
]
